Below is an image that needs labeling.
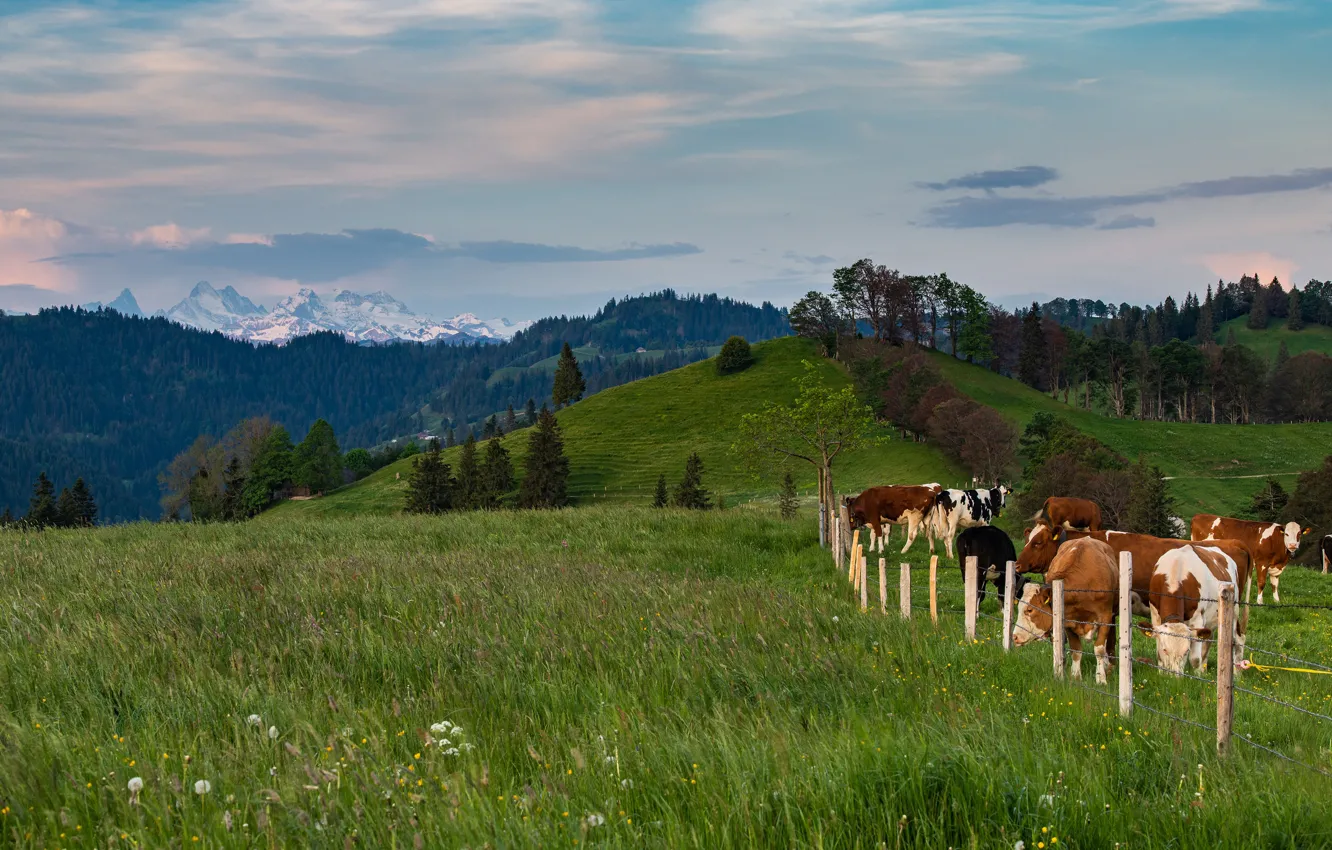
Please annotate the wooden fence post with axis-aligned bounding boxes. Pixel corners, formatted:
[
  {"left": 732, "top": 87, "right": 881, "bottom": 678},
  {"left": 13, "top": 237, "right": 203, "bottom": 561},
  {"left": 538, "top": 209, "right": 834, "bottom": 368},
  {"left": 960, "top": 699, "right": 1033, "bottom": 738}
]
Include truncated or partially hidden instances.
[
  {"left": 1217, "top": 584, "right": 1236, "bottom": 756},
  {"left": 1118, "top": 551, "right": 1133, "bottom": 718},
  {"left": 899, "top": 561, "right": 911, "bottom": 619},
  {"left": 964, "top": 556, "right": 978, "bottom": 642},
  {"left": 929, "top": 555, "right": 939, "bottom": 626},
  {"left": 819, "top": 503, "right": 827, "bottom": 549},
  {"left": 879, "top": 557, "right": 888, "bottom": 615},
  {"left": 1002, "top": 560, "right": 1016, "bottom": 652},
  {"left": 847, "top": 529, "right": 860, "bottom": 585},
  {"left": 1052, "top": 579, "right": 1066, "bottom": 680},
  {"left": 859, "top": 545, "right": 868, "bottom": 612}
]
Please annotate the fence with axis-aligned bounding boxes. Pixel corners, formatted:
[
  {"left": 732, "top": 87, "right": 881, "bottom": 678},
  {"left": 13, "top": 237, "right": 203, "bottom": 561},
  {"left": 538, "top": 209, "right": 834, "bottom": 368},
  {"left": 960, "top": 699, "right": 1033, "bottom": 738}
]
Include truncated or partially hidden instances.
[{"left": 833, "top": 532, "right": 1332, "bottom": 778}]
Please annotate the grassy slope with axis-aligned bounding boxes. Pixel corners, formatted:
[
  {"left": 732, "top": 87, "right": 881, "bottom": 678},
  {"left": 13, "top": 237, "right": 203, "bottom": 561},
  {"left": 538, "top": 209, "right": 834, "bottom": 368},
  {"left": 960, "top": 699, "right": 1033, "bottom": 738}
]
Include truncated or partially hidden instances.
[
  {"left": 933, "top": 351, "right": 1332, "bottom": 517},
  {"left": 274, "top": 338, "right": 964, "bottom": 518},
  {"left": 5, "top": 509, "right": 1331, "bottom": 848},
  {"left": 488, "top": 345, "right": 726, "bottom": 387},
  {"left": 1214, "top": 316, "right": 1332, "bottom": 361}
]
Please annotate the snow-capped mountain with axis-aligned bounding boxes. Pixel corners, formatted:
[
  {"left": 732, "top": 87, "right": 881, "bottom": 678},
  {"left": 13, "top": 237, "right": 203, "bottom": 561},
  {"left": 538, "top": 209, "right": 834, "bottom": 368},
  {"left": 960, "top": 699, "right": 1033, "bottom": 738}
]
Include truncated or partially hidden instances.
[
  {"left": 81, "top": 288, "right": 145, "bottom": 318},
  {"left": 153, "top": 282, "right": 530, "bottom": 345}
]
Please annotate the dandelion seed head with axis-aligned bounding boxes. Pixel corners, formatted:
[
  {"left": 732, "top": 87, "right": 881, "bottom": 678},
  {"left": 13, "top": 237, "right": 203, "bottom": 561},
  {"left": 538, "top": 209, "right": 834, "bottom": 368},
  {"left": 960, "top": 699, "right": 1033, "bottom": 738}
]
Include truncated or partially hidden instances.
[
  {"left": 193, "top": 780, "right": 211, "bottom": 796},
  {"left": 127, "top": 777, "right": 143, "bottom": 793},
  {"left": 247, "top": 715, "right": 262, "bottom": 727}
]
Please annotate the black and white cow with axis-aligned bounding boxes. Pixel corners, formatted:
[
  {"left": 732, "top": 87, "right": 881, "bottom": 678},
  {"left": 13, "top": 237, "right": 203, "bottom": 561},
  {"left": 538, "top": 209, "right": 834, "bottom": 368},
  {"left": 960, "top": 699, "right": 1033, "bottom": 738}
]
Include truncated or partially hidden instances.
[
  {"left": 1322, "top": 534, "right": 1331, "bottom": 575},
  {"left": 957, "top": 526, "right": 1025, "bottom": 607},
  {"left": 931, "top": 485, "right": 1011, "bottom": 559}
]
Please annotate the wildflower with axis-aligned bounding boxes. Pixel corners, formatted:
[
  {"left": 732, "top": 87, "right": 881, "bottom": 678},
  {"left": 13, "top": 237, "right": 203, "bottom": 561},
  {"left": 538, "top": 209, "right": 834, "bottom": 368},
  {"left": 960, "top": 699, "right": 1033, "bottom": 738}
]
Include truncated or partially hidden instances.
[
  {"left": 247, "top": 715, "right": 262, "bottom": 727},
  {"left": 194, "top": 780, "right": 211, "bottom": 796},
  {"left": 620, "top": 779, "right": 634, "bottom": 789},
  {"left": 1039, "top": 794, "right": 1053, "bottom": 806},
  {"left": 127, "top": 777, "right": 144, "bottom": 805},
  {"left": 584, "top": 813, "right": 606, "bottom": 828},
  {"left": 1016, "top": 843, "right": 1026, "bottom": 850},
  {"left": 268, "top": 726, "right": 278, "bottom": 740},
  {"left": 832, "top": 616, "right": 839, "bottom": 623}
]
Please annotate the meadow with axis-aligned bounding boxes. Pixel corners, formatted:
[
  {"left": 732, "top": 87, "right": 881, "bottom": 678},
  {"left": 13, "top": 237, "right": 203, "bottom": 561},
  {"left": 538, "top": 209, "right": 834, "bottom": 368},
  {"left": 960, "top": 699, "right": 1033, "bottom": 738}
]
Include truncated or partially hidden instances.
[{"left": 4, "top": 507, "right": 1332, "bottom": 849}]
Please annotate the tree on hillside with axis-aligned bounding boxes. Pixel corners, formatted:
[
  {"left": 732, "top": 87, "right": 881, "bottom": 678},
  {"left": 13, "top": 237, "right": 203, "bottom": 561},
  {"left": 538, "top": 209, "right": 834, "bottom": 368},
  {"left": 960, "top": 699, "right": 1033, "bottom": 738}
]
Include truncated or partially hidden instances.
[
  {"left": 294, "top": 419, "right": 342, "bottom": 494},
  {"left": 1124, "top": 458, "right": 1175, "bottom": 537},
  {"left": 519, "top": 407, "right": 570, "bottom": 509},
  {"left": 1196, "top": 301, "right": 1215, "bottom": 343},
  {"left": 0, "top": 507, "right": 14, "bottom": 528},
  {"left": 788, "top": 291, "right": 845, "bottom": 357},
  {"left": 405, "top": 443, "right": 455, "bottom": 515},
  {"left": 344, "top": 448, "right": 373, "bottom": 478},
  {"left": 653, "top": 474, "right": 668, "bottom": 508},
  {"left": 1283, "top": 456, "right": 1332, "bottom": 564},
  {"left": 505, "top": 404, "right": 518, "bottom": 432},
  {"left": 481, "top": 436, "right": 514, "bottom": 509},
  {"left": 56, "top": 487, "right": 78, "bottom": 529},
  {"left": 525, "top": 398, "right": 537, "bottom": 424},
  {"left": 957, "top": 297, "right": 993, "bottom": 364},
  {"left": 779, "top": 472, "right": 798, "bottom": 520},
  {"left": 928, "top": 399, "right": 1018, "bottom": 483},
  {"left": 1247, "top": 284, "right": 1270, "bottom": 329},
  {"left": 716, "top": 336, "right": 754, "bottom": 375},
  {"left": 552, "top": 343, "right": 586, "bottom": 408},
  {"left": 1276, "top": 340, "right": 1290, "bottom": 373},
  {"left": 1288, "top": 288, "right": 1305, "bottom": 331},
  {"left": 160, "top": 435, "right": 226, "bottom": 520},
  {"left": 733, "top": 361, "right": 878, "bottom": 524},
  {"left": 672, "top": 452, "right": 712, "bottom": 509},
  {"left": 455, "top": 434, "right": 482, "bottom": 509},
  {"left": 1249, "top": 478, "right": 1289, "bottom": 523},
  {"left": 482, "top": 415, "right": 498, "bottom": 440},
  {"left": 1017, "top": 303, "right": 1048, "bottom": 388},
  {"left": 68, "top": 477, "right": 97, "bottom": 527},
  {"left": 445, "top": 427, "right": 456, "bottom": 449},
  {"left": 242, "top": 426, "right": 295, "bottom": 515},
  {"left": 220, "top": 457, "right": 247, "bottom": 520}
]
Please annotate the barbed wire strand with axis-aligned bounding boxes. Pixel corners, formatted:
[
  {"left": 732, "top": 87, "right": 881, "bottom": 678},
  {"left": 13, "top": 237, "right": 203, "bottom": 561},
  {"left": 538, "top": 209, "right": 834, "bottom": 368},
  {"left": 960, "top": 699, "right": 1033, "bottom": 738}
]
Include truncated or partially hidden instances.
[
  {"left": 1233, "top": 684, "right": 1332, "bottom": 725},
  {"left": 1231, "top": 732, "right": 1332, "bottom": 779}
]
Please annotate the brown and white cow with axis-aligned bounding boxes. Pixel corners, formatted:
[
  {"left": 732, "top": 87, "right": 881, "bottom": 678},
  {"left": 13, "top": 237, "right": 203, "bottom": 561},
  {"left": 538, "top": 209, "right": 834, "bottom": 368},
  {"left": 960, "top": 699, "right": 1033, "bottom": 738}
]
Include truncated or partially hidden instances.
[
  {"left": 1012, "top": 537, "right": 1118, "bottom": 684},
  {"left": 1030, "top": 496, "right": 1103, "bottom": 532},
  {"left": 1146, "top": 544, "right": 1246, "bottom": 676},
  {"left": 1191, "top": 514, "right": 1301, "bottom": 604},
  {"left": 1016, "top": 526, "right": 1252, "bottom": 617},
  {"left": 843, "top": 484, "right": 941, "bottom": 554}
]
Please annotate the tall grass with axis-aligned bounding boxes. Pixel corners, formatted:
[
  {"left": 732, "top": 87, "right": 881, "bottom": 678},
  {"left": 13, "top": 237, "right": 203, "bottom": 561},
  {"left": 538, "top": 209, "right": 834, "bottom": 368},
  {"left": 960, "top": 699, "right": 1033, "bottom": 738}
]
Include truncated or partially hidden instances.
[{"left": 2, "top": 508, "right": 1331, "bottom": 848}]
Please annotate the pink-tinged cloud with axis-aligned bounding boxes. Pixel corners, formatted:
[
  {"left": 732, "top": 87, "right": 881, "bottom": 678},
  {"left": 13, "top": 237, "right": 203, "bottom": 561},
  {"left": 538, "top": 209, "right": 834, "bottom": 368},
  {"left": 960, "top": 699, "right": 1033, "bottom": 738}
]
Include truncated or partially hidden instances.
[
  {"left": 130, "top": 223, "right": 213, "bottom": 248},
  {"left": 0, "top": 208, "right": 76, "bottom": 292},
  {"left": 1202, "top": 251, "right": 1299, "bottom": 288}
]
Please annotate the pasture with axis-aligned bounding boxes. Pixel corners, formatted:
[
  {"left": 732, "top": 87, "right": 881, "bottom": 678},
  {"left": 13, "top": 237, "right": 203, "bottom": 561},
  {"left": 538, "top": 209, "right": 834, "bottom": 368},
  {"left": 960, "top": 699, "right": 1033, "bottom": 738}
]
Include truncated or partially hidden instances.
[{"left": 3, "top": 507, "right": 1332, "bottom": 848}]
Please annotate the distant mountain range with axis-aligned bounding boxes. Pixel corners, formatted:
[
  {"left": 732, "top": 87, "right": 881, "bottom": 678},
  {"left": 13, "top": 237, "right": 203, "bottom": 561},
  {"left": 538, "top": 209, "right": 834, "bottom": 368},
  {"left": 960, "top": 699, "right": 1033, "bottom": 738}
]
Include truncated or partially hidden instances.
[{"left": 82, "top": 282, "right": 532, "bottom": 344}]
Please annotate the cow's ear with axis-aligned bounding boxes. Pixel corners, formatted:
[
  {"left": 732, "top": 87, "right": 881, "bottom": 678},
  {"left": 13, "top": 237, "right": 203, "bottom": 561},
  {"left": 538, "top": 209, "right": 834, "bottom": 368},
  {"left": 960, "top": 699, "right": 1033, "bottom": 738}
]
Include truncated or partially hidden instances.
[{"left": 1023, "top": 526, "right": 1033, "bottom": 537}]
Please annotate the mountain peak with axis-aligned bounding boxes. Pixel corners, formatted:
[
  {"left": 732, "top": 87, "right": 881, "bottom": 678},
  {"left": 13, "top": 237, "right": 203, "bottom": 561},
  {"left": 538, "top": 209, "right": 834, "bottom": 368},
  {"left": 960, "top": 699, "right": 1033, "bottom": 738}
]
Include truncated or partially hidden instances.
[
  {"left": 189, "top": 281, "right": 219, "bottom": 298},
  {"left": 107, "top": 288, "right": 144, "bottom": 318}
]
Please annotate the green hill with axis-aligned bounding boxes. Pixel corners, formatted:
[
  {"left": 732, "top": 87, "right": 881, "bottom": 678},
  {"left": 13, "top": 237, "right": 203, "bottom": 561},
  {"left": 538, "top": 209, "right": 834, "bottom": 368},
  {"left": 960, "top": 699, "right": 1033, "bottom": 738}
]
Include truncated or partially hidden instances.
[
  {"left": 271, "top": 338, "right": 962, "bottom": 519},
  {"left": 1213, "top": 316, "right": 1332, "bottom": 361}
]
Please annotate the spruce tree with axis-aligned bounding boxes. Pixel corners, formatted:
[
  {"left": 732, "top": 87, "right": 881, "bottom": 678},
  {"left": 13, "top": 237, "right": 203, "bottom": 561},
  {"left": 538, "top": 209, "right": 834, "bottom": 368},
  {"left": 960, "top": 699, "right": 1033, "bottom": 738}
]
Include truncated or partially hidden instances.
[
  {"left": 652, "top": 474, "right": 668, "bottom": 508},
  {"left": 482, "top": 415, "right": 498, "bottom": 440},
  {"left": 293, "top": 418, "right": 342, "bottom": 493},
  {"left": 1248, "top": 478, "right": 1288, "bottom": 523},
  {"left": 56, "top": 487, "right": 78, "bottom": 529},
  {"left": 1288, "top": 288, "right": 1305, "bottom": 330},
  {"left": 1125, "top": 458, "right": 1175, "bottom": 537},
  {"left": 518, "top": 407, "right": 570, "bottom": 508},
  {"left": 1275, "top": 340, "right": 1290, "bottom": 372},
  {"left": 1195, "top": 302, "right": 1214, "bottom": 343},
  {"left": 481, "top": 436, "right": 514, "bottom": 508},
  {"left": 525, "top": 398, "right": 537, "bottom": 424},
  {"left": 551, "top": 343, "right": 586, "bottom": 408},
  {"left": 1017, "top": 303, "right": 1047, "bottom": 388},
  {"left": 404, "top": 444, "right": 455, "bottom": 514},
  {"left": 70, "top": 478, "right": 97, "bottom": 527},
  {"left": 672, "top": 452, "right": 711, "bottom": 510},
  {"left": 0, "top": 506, "right": 13, "bottom": 528},
  {"left": 446, "top": 427, "right": 457, "bottom": 448},
  {"left": 779, "top": 471, "right": 798, "bottom": 520},
  {"left": 505, "top": 404, "right": 517, "bottom": 432},
  {"left": 1247, "top": 287, "right": 1269, "bottom": 329},
  {"left": 455, "top": 434, "right": 482, "bottom": 509},
  {"left": 27, "top": 472, "right": 58, "bottom": 528}
]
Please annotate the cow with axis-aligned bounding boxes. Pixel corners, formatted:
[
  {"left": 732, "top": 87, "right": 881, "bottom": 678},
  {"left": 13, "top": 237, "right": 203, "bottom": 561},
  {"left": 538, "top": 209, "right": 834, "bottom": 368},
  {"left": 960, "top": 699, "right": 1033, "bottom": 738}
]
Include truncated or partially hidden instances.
[
  {"left": 843, "top": 484, "right": 942, "bottom": 555},
  {"left": 1145, "top": 544, "right": 1246, "bottom": 676},
  {"left": 1016, "top": 526, "right": 1252, "bottom": 617},
  {"left": 1013, "top": 537, "right": 1118, "bottom": 684},
  {"left": 1323, "top": 534, "right": 1332, "bottom": 575},
  {"left": 930, "top": 485, "right": 1012, "bottom": 559},
  {"left": 957, "top": 526, "right": 1025, "bottom": 607},
  {"left": 1191, "top": 515, "right": 1301, "bottom": 604},
  {"left": 1030, "top": 496, "right": 1103, "bottom": 532}
]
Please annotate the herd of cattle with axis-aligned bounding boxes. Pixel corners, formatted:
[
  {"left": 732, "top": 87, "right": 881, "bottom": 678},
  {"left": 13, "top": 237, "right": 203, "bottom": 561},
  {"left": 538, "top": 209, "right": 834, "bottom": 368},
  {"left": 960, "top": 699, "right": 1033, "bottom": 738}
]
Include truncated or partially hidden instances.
[{"left": 843, "top": 483, "right": 1332, "bottom": 683}]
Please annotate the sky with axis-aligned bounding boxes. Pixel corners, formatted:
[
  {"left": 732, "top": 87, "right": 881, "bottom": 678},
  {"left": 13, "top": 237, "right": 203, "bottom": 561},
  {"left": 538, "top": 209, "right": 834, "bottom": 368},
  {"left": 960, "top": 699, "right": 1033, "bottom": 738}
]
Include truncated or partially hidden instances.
[{"left": 2, "top": 0, "right": 1331, "bottom": 321}]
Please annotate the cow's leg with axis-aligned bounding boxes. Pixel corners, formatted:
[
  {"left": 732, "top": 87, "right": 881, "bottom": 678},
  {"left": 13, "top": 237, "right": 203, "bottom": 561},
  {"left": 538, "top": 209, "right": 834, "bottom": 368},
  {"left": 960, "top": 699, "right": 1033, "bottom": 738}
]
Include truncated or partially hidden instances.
[
  {"left": 1067, "top": 630, "right": 1084, "bottom": 680},
  {"left": 943, "top": 517, "right": 956, "bottom": 559},
  {"left": 901, "top": 516, "right": 918, "bottom": 554},
  {"left": 1270, "top": 571, "right": 1282, "bottom": 604},
  {"left": 1255, "top": 565, "right": 1268, "bottom": 605},
  {"left": 1094, "top": 625, "right": 1111, "bottom": 685}
]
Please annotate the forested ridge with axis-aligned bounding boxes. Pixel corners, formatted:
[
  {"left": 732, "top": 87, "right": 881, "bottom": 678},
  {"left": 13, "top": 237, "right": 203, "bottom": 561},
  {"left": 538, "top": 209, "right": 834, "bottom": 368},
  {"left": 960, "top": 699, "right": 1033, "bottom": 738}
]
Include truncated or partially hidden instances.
[{"left": 0, "top": 291, "right": 789, "bottom": 520}]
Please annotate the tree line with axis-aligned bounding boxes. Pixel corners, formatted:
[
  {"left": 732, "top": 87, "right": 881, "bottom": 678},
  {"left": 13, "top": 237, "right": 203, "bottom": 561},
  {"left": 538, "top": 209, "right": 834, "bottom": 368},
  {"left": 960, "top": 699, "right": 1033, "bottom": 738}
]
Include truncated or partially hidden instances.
[{"left": 0, "top": 473, "right": 97, "bottom": 530}]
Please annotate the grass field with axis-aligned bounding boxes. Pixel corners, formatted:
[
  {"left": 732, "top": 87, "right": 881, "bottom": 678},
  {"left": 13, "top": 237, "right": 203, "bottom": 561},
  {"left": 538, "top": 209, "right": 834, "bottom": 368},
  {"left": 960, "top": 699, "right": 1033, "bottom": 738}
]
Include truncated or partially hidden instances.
[
  {"left": 4, "top": 508, "right": 1332, "bottom": 848},
  {"left": 1213, "top": 317, "right": 1332, "bottom": 362},
  {"left": 275, "top": 338, "right": 963, "bottom": 519}
]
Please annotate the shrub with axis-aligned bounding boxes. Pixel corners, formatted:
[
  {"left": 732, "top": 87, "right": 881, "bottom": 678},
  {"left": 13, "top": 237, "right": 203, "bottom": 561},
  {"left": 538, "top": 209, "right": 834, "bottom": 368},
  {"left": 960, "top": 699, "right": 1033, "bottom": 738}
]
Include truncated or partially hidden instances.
[{"left": 715, "top": 336, "right": 754, "bottom": 375}]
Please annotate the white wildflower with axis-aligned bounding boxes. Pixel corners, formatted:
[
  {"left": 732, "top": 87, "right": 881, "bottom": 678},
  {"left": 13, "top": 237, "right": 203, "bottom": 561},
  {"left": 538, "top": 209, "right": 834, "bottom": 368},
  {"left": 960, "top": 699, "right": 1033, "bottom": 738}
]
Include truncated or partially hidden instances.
[
  {"left": 194, "top": 779, "right": 212, "bottom": 796},
  {"left": 247, "top": 714, "right": 262, "bottom": 727},
  {"left": 268, "top": 726, "right": 278, "bottom": 740},
  {"left": 604, "top": 755, "right": 616, "bottom": 764},
  {"left": 460, "top": 742, "right": 475, "bottom": 752},
  {"left": 127, "top": 776, "right": 144, "bottom": 793},
  {"left": 436, "top": 738, "right": 451, "bottom": 747},
  {"left": 621, "top": 779, "right": 634, "bottom": 789},
  {"left": 584, "top": 813, "right": 606, "bottom": 828},
  {"left": 1039, "top": 794, "right": 1054, "bottom": 806},
  {"left": 832, "top": 616, "right": 839, "bottom": 623},
  {"left": 1015, "top": 842, "right": 1026, "bottom": 850},
  {"left": 444, "top": 747, "right": 460, "bottom": 756}
]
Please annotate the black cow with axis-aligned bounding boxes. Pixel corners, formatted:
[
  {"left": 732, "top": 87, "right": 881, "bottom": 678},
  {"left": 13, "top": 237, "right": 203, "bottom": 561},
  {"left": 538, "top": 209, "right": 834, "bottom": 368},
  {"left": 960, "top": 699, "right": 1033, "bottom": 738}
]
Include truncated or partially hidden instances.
[{"left": 957, "top": 525, "right": 1025, "bottom": 606}]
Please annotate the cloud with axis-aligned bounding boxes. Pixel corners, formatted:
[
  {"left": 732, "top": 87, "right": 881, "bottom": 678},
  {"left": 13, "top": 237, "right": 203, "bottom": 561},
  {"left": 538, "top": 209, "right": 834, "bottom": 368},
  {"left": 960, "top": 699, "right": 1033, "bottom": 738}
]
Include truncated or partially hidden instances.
[
  {"left": 0, "top": 208, "right": 78, "bottom": 292},
  {"left": 1202, "top": 252, "right": 1298, "bottom": 288},
  {"left": 444, "top": 241, "right": 702, "bottom": 263},
  {"left": 919, "top": 165, "right": 1059, "bottom": 192},
  {"left": 1098, "top": 214, "right": 1156, "bottom": 230},
  {"left": 130, "top": 223, "right": 213, "bottom": 248},
  {"left": 782, "top": 251, "right": 836, "bottom": 265},
  {"left": 921, "top": 166, "right": 1332, "bottom": 228}
]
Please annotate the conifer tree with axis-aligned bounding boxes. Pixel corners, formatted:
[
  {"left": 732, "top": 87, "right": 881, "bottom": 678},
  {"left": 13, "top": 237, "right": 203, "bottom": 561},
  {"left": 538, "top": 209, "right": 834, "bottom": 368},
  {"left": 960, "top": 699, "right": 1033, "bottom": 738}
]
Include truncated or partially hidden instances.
[
  {"left": 220, "top": 457, "right": 247, "bottom": 520},
  {"left": 404, "top": 443, "right": 455, "bottom": 514},
  {"left": 1125, "top": 457, "right": 1175, "bottom": 537},
  {"left": 482, "top": 415, "right": 498, "bottom": 440},
  {"left": 455, "top": 434, "right": 482, "bottom": 509},
  {"left": 0, "top": 506, "right": 14, "bottom": 528},
  {"left": 1288, "top": 288, "right": 1305, "bottom": 331},
  {"left": 481, "top": 436, "right": 514, "bottom": 508},
  {"left": 1017, "top": 303, "right": 1047, "bottom": 388},
  {"left": 1247, "top": 286, "right": 1269, "bottom": 329},
  {"left": 294, "top": 419, "right": 342, "bottom": 493},
  {"left": 1275, "top": 340, "right": 1291, "bottom": 372},
  {"left": 779, "top": 471, "right": 798, "bottom": 520},
  {"left": 69, "top": 478, "right": 97, "bottom": 527},
  {"left": 652, "top": 474, "right": 668, "bottom": 508},
  {"left": 551, "top": 343, "right": 586, "bottom": 408},
  {"left": 1195, "top": 302, "right": 1214, "bottom": 343},
  {"left": 525, "top": 398, "right": 537, "bottom": 424},
  {"left": 445, "top": 427, "right": 457, "bottom": 448},
  {"left": 519, "top": 407, "right": 570, "bottom": 508},
  {"left": 1248, "top": 478, "right": 1288, "bottom": 523},
  {"left": 56, "top": 487, "right": 78, "bottom": 528},
  {"left": 672, "top": 452, "right": 712, "bottom": 510},
  {"left": 505, "top": 404, "right": 517, "bottom": 432},
  {"left": 27, "top": 472, "right": 58, "bottom": 528}
]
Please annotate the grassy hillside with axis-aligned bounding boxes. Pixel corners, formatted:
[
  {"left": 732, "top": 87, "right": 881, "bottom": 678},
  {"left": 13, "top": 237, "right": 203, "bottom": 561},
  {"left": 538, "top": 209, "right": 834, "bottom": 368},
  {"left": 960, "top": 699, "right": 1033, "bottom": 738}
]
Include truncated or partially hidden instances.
[
  {"left": 933, "top": 351, "right": 1332, "bottom": 517},
  {"left": 1214, "top": 316, "right": 1332, "bottom": 361},
  {"left": 5, "top": 509, "right": 1331, "bottom": 847},
  {"left": 274, "top": 338, "right": 963, "bottom": 518}
]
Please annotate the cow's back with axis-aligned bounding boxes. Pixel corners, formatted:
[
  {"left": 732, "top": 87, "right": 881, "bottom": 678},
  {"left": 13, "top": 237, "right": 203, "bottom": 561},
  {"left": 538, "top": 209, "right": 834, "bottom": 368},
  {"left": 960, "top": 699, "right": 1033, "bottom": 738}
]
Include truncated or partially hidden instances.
[{"left": 1048, "top": 537, "right": 1117, "bottom": 593}]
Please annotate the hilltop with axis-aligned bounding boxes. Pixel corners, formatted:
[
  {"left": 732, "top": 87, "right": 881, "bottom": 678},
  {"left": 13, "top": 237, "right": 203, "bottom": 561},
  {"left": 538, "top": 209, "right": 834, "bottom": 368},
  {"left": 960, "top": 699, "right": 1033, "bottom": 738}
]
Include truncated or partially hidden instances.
[{"left": 1213, "top": 316, "right": 1332, "bottom": 361}]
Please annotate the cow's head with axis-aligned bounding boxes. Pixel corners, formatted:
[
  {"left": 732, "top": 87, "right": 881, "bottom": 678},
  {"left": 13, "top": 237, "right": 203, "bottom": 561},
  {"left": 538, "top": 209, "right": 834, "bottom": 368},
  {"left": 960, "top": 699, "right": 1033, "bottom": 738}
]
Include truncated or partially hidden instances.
[
  {"left": 1012, "top": 583, "right": 1052, "bottom": 647},
  {"left": 1154, "top": 620, "right": 1193, "bottom": 676},
  {"left": 1016, "top": 523, "right": 1060, "bottom": 573},
  {"left": 1283, "top": 521, "right": 1301, "bottom": 554},
  {"left": 842, "top": 495, "right": 863, "bottom": 527}
]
